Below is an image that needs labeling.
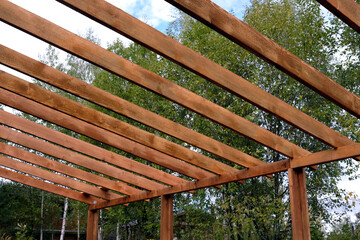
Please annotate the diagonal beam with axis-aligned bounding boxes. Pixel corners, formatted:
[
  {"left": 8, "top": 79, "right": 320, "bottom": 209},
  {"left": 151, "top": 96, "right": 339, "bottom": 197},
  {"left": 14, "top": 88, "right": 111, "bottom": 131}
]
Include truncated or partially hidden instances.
[
  {"left": 291, "top": 142, "right": 360, "bottom": 168},
  {"left": 0, "top": 46, "right": 275, "bottom": 169},
  {"left": 0, "top": 71, "right": 237, "bottom": 175},
  {"left": 165, "top": 0, "right": 360, "bottom": 119},
  {"left": 50, "top": 1, "right": 310, "bottom": 160},
  {"left": 90, "top": 159, "right": 290, "bottom": 209},
  {"left": 52, "top": 0, "right": 357, "bottom": 156},
  {"left": 0, "top": 110, "right": 186, "bottom": 186},
  {"left": 0, "top": 167, "right": 102, "bottom": 204},
  {"left": 0, "top": 1, "right": 264, "bottom": 167},
  {"left": 0, "top": 89, "right": 212, "bottom": 180},
  {"left": 0, "top": 140, "right": 141, "bottom": 195},
  {"left": 0, "top": 125, "right": 162, "bottom": 191},
  {"left": 0, "top": 153, "right": 119, "bottom": 200},
  {"left": 316, "top": 0, "right": 360, "bottom": 33}
]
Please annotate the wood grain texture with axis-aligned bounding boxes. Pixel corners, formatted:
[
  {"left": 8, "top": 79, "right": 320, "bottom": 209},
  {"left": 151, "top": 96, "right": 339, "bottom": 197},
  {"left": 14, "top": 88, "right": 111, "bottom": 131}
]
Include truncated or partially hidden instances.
[
  {"left": 0, "top": 88, "right": 212, "bottom": 180},
  {"left": 316, "top": 0, "right": 360, "bottom": 33},
  {"left": 291, "top": 142, "right": 360, "bottom": 168},
  {"left": 0, "top": 1, "right": 266, "bottom": 167},
  {"left": 0, "top": 153, "right": 118, "bottom": 200},
  {"left": 288, "top": 168, "right": 311, "bottom": 240},
  {"left": 90, "top": 160, "right": 290, "bottom": 209},
  {"left": 0, "top": 46, "right": 270, "bottom": 169},
  {"left": 87, "top": 208, "right": 99, "bottom": 240},
  {"left": 0, "top": 70, "right": 236, "bottom": 175},
  {"left": 0, "top": 167, "right": 102, "bottom": 204},
  {"left": 51, "top": 0, "right": 358, "bottom": 157},
  {"left": 0, "top": 125, "right": 160, "bottom": 192},
  {"left": 52, "top": 0, "right": 308, "bottom": 159},
  {"left": 0, "top": 110, "right": 186, "bottom": 186},
  {"left": 160, "top": 195, "right": 174, "bottom": 240},
  {"left": 160, "top": 0, "right": 360, "bottom": 150}
]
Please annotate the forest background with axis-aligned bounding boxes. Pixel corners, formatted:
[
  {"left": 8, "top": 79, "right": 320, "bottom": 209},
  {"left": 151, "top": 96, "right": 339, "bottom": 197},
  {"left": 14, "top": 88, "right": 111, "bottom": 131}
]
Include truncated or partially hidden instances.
[{"left": 0, "top": 0, "right": 360, "bottom": 239}]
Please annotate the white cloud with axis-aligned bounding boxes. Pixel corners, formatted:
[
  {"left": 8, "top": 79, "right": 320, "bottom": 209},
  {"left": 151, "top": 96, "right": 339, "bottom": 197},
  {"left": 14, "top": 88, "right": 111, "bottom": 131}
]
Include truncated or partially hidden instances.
[{"left": 107, "top": 0, "right": 176, "bottom": 28}]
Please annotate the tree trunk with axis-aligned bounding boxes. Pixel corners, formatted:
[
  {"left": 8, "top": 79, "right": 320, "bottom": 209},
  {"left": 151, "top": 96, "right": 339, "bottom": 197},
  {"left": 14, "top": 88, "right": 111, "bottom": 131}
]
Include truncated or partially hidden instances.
[
  {"left": 77, "top": 208, "right": 80, "bottom": 240},
  {"left": 116, "top": 222, "right": 120, "bottom": 240},
  {"left": 60, "top": 197, "right": 69, "bottom": 240},
  {"left": 98, "top": 209, "right": 103, "bottom": 240},
  {"left": 40, "top": 191, "right": 44, "bottom": 240}
]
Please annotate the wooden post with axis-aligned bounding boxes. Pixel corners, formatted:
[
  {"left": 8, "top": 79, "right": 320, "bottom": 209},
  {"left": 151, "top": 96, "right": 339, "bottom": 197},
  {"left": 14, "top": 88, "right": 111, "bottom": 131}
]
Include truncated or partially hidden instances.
[
  {"left": 160, "top": 194, "right": 174, "bottom": 240},
  {"left": 87, "top": 206, "right": 99, "bottom": 240},
  {"left": 288, "top": 168, "right": 311, "bottom": 240}
]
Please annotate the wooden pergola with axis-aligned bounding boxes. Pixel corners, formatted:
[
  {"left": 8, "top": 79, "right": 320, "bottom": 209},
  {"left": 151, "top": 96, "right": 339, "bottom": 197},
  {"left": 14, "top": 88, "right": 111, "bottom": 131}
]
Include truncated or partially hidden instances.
[{"left": 0, "top": 0, "right": 359, "bottom": 239}]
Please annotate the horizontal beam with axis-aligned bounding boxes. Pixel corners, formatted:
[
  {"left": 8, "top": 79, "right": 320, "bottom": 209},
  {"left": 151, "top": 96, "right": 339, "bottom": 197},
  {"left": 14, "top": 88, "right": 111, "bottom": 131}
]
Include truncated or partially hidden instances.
[
  {"left": 0, "top": 1, "right": 265, "bottom": 168},
  {"left": 0, "top": 88, "right": 212, "bottom": 180},
  {"left": 0, "top": 70, "right": 236, "bottom": 175},
  {"left": 91, "top": 142, "right": 360, "bottom": 208},
  {"left": 316, "top": 0, "right": 360, "bottom": 33},
  {"left": 0, "top": 167, "right": 102, "bottom": 204},
  {"left": 0, "top": 153, "right": 118, "bottom": 200},
  {"left": 165, "top": 0, "right": 360, "bottom": 119},
  {"left": 53, "top": 0, "right": 357, "bottom": 156},
  {"left": 90, "top": 160, "right": 290, "bottom": 209},
  {"left": 0, "top": 110, "right": 186, "bottom": 186},
  {"left": 291, "top": 142, "right": 360, "bottom": 168},
  {"left": 0, "top": 125, "right": 158, "bottom": 192},
  {"left": 52, "top": 1, "right": 307, "bottom": 160}
]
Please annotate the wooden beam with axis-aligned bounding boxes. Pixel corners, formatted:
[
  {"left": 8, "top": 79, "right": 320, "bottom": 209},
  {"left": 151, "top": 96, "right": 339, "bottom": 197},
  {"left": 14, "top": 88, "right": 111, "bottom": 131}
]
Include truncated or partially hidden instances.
[
  {"left": 160, "top": 195, "right": 174, "bottom": 240},
  {"left": 90, "top": 160, "right": 290, "bottom": 209},
  {"left": 0, "top": 125, "right": 164, "bottom": 191},
  {"left": 87, "top": 207, "right": 99, "bottom": 240},
  {"left": 0, "top": 167, "right": 102, "bottom": 204},
  {"left": 0, "top": 46, "right": 273, "bottom": 169},
  {"left": 0, "top": 140, "right": 141, "bottom": 195},
  {"left": 52, "top": 0, "right": 358, "bottom": 154},
  {"left": 0, "top": 110, "right": 186, "bottom": 186},
  {"left": 0, "top": 2, "right": 266, "bottom": 168},
  {"left": 291, "top": 142, "right": 360, "bottom": 168},
  {"left": 49, "top": 1, "right": 308, "bottom": 160},
  {"left": 316, "top": 0, "right": 360, "bottom": 33},
  {"left": 0, "top": 153, "right": 120, "bottom": 200},
  {"left": 165, "top": 0, "right": 360, "bottom": 119},
  {"left": 0, "top": 70, "right": 237, "bottom": 175},
  {"left": 288, "top": 168, "right": 311, "bottom": 240},
  {"left": 0, "top": 89, "right": 212, "bottom": 180}
]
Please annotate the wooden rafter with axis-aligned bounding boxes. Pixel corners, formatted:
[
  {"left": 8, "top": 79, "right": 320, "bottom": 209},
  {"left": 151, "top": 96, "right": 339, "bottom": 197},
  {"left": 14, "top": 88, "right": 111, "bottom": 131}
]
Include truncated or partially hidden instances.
[
  {"left": 54, "top": 0, "right": 309, "bottom": 159},
  {"left": 0, "top": 125, "right": 163, "bottom": 191},
  {"left": 164, "top": 0, "right": 360, "bottom": 119},
  {"left": 0, "top": 167, "right": 102, "bottom": 204},
  {"left": 0, "top": 70, "right": 239, "bottom": 175},
  {"left": 0, "top": 153, "right": 119, "bottom": 200},
  {"left": 48, "top": 0, "right": 359, "bottom": 158},
  {"left": 0, "top": 46, "right": 275, "bottom": 169},
  {"left": 0, "top": 1, "right": 266, "bottom": 168},
  {"left": 0, "top": 138, "right": 142, "bottom": 195},
  {"left": 0, "top": 2, "right": 358, "bottom": 238},
  {"left": 0, "top": 110, "right": 187, "bottom": 186},
  {"left": 316, "top": 0, "right": 360, "bottom": 33},
  {"left": 0, "top": 88, "right": 213, "bottom": 179}
]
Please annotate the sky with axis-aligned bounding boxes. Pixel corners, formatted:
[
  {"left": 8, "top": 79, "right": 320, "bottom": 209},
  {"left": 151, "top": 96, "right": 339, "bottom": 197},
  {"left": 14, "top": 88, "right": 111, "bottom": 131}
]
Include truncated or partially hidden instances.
[{"left": 1, "top": 0, "right": 359, "bottom": 221}]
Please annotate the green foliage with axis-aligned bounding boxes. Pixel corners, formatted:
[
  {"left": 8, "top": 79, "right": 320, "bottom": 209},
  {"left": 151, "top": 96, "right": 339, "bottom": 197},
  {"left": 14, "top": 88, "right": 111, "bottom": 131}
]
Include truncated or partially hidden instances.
[
  {"left": 327, "top": 213, "right": 360, "bottom": 240},
  {"left": 1, "top": 0, "right": 358, "bottom": 239}
]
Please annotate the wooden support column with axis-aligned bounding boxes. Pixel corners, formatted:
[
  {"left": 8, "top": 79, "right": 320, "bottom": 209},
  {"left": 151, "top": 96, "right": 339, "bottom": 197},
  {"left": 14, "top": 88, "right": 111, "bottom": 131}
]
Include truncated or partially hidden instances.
[
  {"left": 288, "top": 168, "right": 311, "bottom": 240},
  {"left": 160, "top": 194, "right": 174, "bottom": 240},
  {"left": 87, "top": 207, "right": 99, "bottom": 240}
]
